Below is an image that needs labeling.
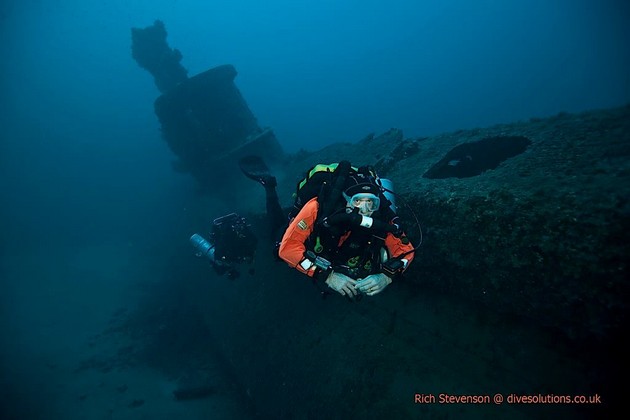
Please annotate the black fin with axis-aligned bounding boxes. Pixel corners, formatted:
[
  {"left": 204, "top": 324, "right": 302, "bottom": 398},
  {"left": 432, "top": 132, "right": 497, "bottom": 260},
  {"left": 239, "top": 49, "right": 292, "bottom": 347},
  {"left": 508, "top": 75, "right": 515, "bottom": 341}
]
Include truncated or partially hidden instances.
[{"left": 238, "top": 155, "right": 276, "bottom": 187}]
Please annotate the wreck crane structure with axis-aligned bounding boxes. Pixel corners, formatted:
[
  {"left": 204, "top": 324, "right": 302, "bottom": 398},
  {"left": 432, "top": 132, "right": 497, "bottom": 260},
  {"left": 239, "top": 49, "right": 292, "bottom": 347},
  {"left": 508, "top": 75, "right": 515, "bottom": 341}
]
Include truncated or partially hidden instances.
[{"left": 131, "top": 20, "right": 284, "bottom": 192}]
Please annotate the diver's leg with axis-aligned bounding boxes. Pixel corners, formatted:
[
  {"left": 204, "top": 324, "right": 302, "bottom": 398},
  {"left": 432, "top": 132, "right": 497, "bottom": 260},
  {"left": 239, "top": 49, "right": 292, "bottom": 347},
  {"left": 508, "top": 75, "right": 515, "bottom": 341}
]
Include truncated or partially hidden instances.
[
  {"left": 238, "top": 155, "right": 286, "bottom": 235},
  {"left": 264, "top": 180, "right": 286, "bottom": 235}
]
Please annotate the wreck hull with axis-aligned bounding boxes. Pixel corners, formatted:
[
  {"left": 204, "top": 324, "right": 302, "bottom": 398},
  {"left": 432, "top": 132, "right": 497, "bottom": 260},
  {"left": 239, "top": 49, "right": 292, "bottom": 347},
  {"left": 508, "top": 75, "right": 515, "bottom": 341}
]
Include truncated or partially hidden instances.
[{"left": 154, "top": 64, "right": 284, "bottom": 191}]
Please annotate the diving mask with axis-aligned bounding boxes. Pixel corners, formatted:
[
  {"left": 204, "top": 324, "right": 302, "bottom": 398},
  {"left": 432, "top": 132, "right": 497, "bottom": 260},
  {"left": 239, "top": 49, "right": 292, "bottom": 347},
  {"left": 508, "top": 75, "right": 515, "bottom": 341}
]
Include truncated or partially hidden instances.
[{"left": 344, "top": 192, "right": 380, "bottom": 216}]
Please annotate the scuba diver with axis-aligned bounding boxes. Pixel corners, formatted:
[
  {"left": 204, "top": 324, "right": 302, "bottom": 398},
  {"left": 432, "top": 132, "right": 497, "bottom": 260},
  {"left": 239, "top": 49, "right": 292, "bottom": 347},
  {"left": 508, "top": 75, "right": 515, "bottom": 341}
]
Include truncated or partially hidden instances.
[
  {"left": 190, "top": 213, "right": 257, "bottom": 280},
  {"left": 239, "top": 156, "right": 415, "bottom": 299}
]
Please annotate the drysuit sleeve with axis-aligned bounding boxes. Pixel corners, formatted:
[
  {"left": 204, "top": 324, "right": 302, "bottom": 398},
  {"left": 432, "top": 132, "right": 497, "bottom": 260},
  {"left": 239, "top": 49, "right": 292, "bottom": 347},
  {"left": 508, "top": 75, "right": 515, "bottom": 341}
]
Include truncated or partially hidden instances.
[
  {"left": 278, "top": 198, "right": 319, "bottom": 277},
  {"left": 384, "top": 231, "right": 415, "bottom": 271}
]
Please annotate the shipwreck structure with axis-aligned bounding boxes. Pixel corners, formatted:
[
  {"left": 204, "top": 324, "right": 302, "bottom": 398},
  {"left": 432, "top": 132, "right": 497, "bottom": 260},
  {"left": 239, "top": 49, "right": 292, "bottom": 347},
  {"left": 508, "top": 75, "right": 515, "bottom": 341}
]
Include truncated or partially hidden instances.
[
  {"left": 125, "top": 20, "right": 628, "bottom": 417},
  {"left": 274, "top": 106, "right": 630, "bottom": 345},
  {"left": 131, "top": 20, "right": 284, "bottom": 193}
]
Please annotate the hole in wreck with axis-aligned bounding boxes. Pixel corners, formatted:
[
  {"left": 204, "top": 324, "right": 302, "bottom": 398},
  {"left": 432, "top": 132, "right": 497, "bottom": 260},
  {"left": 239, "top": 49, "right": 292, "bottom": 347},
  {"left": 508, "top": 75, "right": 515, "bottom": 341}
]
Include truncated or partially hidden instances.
[{"left": 423, "top": 135, "right": 532, "bottom": 179}]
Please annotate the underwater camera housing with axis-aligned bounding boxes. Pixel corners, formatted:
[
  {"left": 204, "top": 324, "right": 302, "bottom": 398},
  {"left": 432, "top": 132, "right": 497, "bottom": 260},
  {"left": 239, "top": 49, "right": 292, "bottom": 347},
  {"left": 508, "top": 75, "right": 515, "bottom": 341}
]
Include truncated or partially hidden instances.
[
  {"left": 190, "top": 213, "right": 257, "bottom": 265},
  {"left": 190, "top": 213, "right": 257, "bottom": 280},
  {"left": 209, "top": 213, "right": 257, "bottom": 264}
]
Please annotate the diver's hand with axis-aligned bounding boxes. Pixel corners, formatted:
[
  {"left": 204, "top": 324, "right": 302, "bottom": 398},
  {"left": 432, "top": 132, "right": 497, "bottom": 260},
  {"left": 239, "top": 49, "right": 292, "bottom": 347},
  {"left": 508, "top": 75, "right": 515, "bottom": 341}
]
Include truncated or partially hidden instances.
[
  {"left": 324, "top": 211, "right": 361, "bottom": 227},
  {"left": 325, "top": 271, "right": 358, "bottom": 297},
  {"left": 355, "top": 273, "right": 392, "bottom": 296}
]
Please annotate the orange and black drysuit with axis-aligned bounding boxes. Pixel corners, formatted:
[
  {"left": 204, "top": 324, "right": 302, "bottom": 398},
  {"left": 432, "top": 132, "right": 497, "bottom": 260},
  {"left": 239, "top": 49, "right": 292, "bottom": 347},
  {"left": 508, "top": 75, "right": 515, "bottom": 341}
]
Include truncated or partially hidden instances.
[{"left": 278, "top": 197, "right": 415, "bottom": 280}]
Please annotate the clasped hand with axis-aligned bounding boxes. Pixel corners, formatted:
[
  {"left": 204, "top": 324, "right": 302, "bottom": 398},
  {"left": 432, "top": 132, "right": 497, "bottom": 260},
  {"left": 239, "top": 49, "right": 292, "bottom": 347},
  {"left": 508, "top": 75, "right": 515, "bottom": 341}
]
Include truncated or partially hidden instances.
[
  {"left": 355, "top": 273, "right": 392, "bottom": 296},
  {"left": 325, "top": 272, "right": 392, "bottom": 297}
]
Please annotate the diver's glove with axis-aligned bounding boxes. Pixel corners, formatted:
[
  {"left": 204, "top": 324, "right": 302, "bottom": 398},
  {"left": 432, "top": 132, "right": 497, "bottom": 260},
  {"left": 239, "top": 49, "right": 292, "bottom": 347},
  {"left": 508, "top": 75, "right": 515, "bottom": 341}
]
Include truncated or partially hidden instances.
[
  {"left": 325, "top": 271, "right": 359, "bottom": 297},
  {"left": 355, "top": 273, "right": 392, "bottom": 296}
]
